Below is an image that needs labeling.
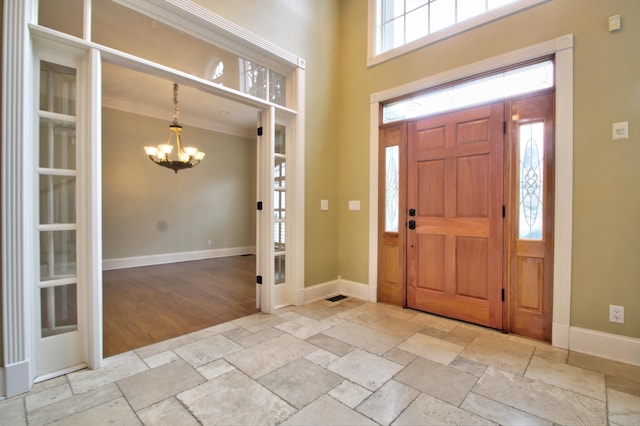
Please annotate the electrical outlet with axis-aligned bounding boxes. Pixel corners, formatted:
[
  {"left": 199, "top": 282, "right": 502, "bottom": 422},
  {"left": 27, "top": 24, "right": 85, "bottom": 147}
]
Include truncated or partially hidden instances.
[{"left": 609, "top": 305, "right": 624, "bottom": 324}]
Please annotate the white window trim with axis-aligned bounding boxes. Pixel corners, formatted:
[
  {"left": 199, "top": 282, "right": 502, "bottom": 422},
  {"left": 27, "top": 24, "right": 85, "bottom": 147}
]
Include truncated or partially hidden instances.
[
  {"left": 368, "top": 34, "right": 574, "bottom": 349},
  {"left": 367, "top": 0, "right": 550, "bottom": 67}
]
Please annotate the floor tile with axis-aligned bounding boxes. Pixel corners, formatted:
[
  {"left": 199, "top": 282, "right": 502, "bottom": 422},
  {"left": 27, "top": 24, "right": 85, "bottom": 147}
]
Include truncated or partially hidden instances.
[
  {"left": 329, "top": 380, "right": 372, "bottom": 408},
  {"left": 450, "top": 356, "right": 487, "bottom": 377},
  {"left": 67, "top": 352, "right": 148, "bottom": 394},
  {"left": 367, "top": 315, "right": 424, "bottom": 339},
  {"left": 136, "top": 397, "right": 200, "bottom": 426},
  {"left": 305, "top": 348, "right": 340, "bottom": 368},
  {"left": 322, "top": 322, "right": 403, "bottom": 355},
  {"left": 392, "top": 393, "right": 495, "bottom": 425},
  {"left": 397, "top": 332, "right": 465, "bottom": 365},
  {"left": 443, "top": 326, "right": 480, "bottom": 346},
  {"left": 27, "top": 383, "right": 122, "bottom": 426},
  {"left": 327, "top": 349, "right": 403, "bottom": 391},
  {"left": 275, "top": 314, "right": 333, "bottom": 339},
  {"left": 608, "top": 388, "right": 640, "bottom": 425},
  {"left": 394, "top": 356, "right": 478, "bottom": 406},
  {"left": 568, "top": 351, "right": 640, "bottom": 385},
  {"left": 225, "top": 333, "right": 317, "bottom": 379},
  {"left": 232, "top": 312, "right": 286, "bottom": 333},
  {"left": 533, "top": 343, "right": 569, "bottom": 363},
  {"left": 187, "top": 321, "right": 238, "bottom": 340},
  {"left": 410, "top": 311, "right": 459, "bottom": 331},
  {"left": 473, "top": 366, "right": 607, "bottom": 424},
  {"left": 259, "top": 358, "right": 342, "bottom": 409},
  {"left": 461, "top": 332, "right": 534, "bottom": 375},
  {"left": 25, "top": 383, "right": 72, "bottom": 412},
  {"left": 117, "top": 359, "right": 205, "bottom": 410},
  {"left": 51, "top": 397, "right": 141, "bottom": 426},
  {"left": 306, "top": 333, "right": 355, "bottom": 356},
  {"left": 134, "top": 334, "right": 195, "bottom": 359},
  {"left": 356, "top": 379, "right": 419, "bottom": 425},
  {"left": 196, "top": 359, "right": 236, "bottom": 380},
  {"left": 383, "top": 347, "right": 418, "bottom": 366},
  {"left": 607, "top": 375, "right": 640, "bottom": 397},
  {"left": 177, "top": 369, "right": 295, "bottom": 425},
  {"left": 228, "top": 326, "right": 283, "bottom": 348},
  {"left": 461, "top": 392, "right": 552, "bottom": 425},
  {"left": 142, "top": 350, "right": 180, "bottom": 369},
  {"left": 525, "top": 355, "right": 606, "bottom": 401},
  {"left": 336, "top": 302, "right": 396, "bottom": 326},
  {"left": 0, "top": 398, "right": 27, "bottom": 426},
  {"left": 280, "top": 394, "right": 376, "bottom": 425},
  {"left": 174, "top": 334, "right": 243, "bottom": 367}
]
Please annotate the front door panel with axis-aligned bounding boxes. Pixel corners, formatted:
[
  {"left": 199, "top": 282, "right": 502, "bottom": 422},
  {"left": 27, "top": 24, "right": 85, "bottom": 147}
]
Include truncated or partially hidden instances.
[{"left": 407, "top": 103, "right": 504, "bottom": 329}]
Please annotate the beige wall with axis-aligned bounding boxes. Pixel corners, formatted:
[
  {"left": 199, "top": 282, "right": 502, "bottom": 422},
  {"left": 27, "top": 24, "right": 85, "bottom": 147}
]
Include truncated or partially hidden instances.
[
  {"left": 102, "top": 108, "right": 256, "bottom": 260},
  {"left": 194, "top": 0, "right": 640, "bottom": 338},
  {"left": 193, "top": 0, "right": 343, "bottom": 288},
  {"left": 335, "top": 0, "right": 640, "bottom": 338}
]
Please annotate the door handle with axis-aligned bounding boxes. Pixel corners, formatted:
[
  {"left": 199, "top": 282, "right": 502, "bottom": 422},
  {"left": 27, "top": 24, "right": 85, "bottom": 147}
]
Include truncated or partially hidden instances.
[
  {"left": 409, "top": 208, "right": 416, "bottom": 217},
  {"left": 408, "top": 220, "right": 416, "bottom": 230}
]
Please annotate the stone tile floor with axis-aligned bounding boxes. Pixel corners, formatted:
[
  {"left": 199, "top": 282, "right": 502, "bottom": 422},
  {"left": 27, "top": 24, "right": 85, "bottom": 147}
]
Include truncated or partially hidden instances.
[{"left": 1, "top": 298, "right": 639, "bottom": 425}]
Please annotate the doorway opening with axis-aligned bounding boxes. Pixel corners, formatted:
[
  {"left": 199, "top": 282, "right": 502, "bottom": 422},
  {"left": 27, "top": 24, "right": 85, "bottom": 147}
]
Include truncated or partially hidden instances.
[{"left": 376, "top": 60, "right": 556, "bottom": 341}]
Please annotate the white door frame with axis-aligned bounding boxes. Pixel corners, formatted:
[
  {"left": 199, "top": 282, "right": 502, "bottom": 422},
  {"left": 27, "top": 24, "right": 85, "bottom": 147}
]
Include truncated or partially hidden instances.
[
  {"left": 2, "top": 0, "right": 305, "bottom": 397},
  {"left": 368, "top": 34, "right": 574, "bottom": 349}
]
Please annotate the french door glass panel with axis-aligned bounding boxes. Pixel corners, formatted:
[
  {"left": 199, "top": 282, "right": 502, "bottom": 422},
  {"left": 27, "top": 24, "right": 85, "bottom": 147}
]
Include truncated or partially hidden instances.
[
  {"left": 274, "top": 125, "right": 286, "bottom": 285},
  {"left": 385, "top": 145, "right": 399, "bottom": 232},
  {"left": 38, "top": 60, "right": 79, "bottom": 339}
]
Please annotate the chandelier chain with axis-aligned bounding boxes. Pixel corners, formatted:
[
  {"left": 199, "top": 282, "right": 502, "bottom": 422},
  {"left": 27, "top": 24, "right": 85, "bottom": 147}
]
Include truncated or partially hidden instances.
[{"left": 172, "top": 83, "right": 180, "bottom": 125}]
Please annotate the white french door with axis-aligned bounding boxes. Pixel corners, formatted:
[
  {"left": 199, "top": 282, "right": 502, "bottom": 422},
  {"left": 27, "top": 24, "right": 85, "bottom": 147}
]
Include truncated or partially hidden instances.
[{"left": 34, "top": 58, "right": 85, "bottom": 378}]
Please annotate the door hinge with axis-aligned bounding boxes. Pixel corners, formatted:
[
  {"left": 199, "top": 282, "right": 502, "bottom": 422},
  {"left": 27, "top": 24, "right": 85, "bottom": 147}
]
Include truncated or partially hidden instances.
[
  {"left": 501, "top": 288, "right": 505, "bottom": 302},
  {"left": 257, "top": 275, "right": 263, "bottom": 285},
  {"left": 257, "top": 201, "right": 263, "bottom": 211},
  {"left": 502, "top": 205, "right": 505, "bottom": 218},
  {"left": 257, "top": 126, "right": 263, "bottom": 136},
  {"left": 503, "top": 121, "right": 507, "bottom": 134}
]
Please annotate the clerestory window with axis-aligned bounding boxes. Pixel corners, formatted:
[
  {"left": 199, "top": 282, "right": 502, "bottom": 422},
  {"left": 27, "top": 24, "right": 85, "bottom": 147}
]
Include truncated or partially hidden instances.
[{"left": 369, "top": 0, "right": 548, "bottom": 66}]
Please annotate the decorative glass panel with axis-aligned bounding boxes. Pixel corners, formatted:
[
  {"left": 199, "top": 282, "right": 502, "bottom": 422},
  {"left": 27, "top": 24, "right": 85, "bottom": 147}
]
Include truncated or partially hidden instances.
[
  {"left": 39, "top": 118, "right": 76, "bottom": 169},
  {"left": 39, "top": 175, "right": 76, "bottom": 224},
  {"left": 383, "top": 60, "right": 554, "bottom": 123},
  {"left": 518, "top": 122, "right": 544, "bottom": 240},
  {"left": 40, "top": 230, "right": 77, "bottom": 281},
  {"left": 240, "top": 58, "right": 267, "bottom": 100},
  {"left": 269, "top": 70, "right": 286, "bottom": 106},
  {"left": 40, "top": 61, "right": 76, "bottom": 115},
  {"left": 41, "top": 284, "right": 78, "bottom": 337},
  {"left": 275, "top": 255, "right": 285, "bottom": 285},
  {"left": 385, "top": 145, "right": 399, "bottom": 232}
]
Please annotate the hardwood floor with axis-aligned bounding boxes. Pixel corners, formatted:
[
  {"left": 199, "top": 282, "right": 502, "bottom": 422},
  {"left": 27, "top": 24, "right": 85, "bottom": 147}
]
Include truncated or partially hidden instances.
[{"left": 103, "top": 255, "right": 258, "bottom": 357}]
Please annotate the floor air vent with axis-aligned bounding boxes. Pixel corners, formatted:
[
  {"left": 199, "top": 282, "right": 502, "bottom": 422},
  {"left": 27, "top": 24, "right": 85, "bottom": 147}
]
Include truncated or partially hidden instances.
[{"left": 326, "top": 295, "right": 347, "bottom": 302}]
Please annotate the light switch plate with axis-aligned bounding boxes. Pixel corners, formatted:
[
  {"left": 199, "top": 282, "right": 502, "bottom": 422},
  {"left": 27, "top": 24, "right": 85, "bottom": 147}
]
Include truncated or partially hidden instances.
[
  {"left": 609, "top": 15, "right": 621, "bottom": 32},
  {"left": 612, "top": 121, "right": 629, "bottom": 140},
  {"left": 320, "top": 199, "right": 329, "bottom": 211},
  {"left": 348, "top": 200, "right": 360, "bottom": 211}
]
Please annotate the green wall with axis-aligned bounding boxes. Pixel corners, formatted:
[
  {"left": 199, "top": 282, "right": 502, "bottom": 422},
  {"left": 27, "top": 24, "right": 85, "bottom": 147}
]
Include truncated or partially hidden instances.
[
  {"left": 335, "top": 0, "right": 640, "bottom": 338},
  {"left": 102, "top": 108, "right": 256, "bottom": 260},
  {"left": 198, "top": 0, "right": 640, "bottom": 338},
  {"left": 194, "top": 0, "right": 342, "bottom": 287}
]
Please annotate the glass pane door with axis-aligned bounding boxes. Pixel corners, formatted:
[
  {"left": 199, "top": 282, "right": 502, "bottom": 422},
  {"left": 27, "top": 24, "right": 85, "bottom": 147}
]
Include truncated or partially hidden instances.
[
  {"left": 274, "top": 125, "right": 286, "bottom": 288},
  {"left": 36, "top": 60, "right": 83, "bottom": 377}
]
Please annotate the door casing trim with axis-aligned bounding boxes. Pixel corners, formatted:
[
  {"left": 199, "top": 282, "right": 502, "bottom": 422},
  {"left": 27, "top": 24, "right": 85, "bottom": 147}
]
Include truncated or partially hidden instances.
[{"left": 369, "top": 34, "right": 573, "bottom": 349}]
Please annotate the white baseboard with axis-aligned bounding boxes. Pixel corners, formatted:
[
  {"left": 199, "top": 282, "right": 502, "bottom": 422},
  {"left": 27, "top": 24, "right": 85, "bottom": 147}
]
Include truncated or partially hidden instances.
[
  {"left": 569, "top": 326, "right": 640, "bottom": 367},
  {"left": 304, "top": 277, "right": 371, "bottom": 304},
  {"left": 4, "top": 360, "right": 30, "bottom": 398},
  {"left": 552, "top": 322, "right": 570, "bottom": 349},
  {"left": 102, "top": 246, "right": 256, "bottom": 270}
]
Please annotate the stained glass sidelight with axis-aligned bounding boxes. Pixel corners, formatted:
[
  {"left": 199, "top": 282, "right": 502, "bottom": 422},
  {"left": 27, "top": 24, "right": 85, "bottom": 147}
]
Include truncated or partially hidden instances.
[
  {"left": 518, "top": 122, "right": 544, "bottom": 240},
  {"left": 385, "top": 145, "right": 399, "bottom": 232}
]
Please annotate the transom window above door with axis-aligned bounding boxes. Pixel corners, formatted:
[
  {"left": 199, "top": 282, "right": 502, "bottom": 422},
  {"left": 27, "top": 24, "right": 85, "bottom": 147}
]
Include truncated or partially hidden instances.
[{"left": 368, "top": 0, "right": 548, "bottom": 65}]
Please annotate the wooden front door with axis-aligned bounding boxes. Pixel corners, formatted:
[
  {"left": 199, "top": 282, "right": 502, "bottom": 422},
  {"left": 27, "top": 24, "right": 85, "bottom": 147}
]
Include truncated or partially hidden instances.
[
  {"left": 406, "top": 103, "right": 504, "bottom": 329},
  {"left": 505, "top": 93, "right": 555, "bottom": 341}
]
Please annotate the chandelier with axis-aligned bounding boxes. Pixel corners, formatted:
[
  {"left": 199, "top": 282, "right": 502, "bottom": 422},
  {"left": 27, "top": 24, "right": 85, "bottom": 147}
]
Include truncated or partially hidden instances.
[{"left": 144, "top": 83, "right": 205, "bottom": 173}]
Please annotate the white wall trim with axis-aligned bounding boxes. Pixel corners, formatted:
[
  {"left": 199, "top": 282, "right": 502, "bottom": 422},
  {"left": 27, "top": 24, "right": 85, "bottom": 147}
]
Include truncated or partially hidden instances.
[
  {"left": 369, "top": 34, "right": 574, "bottom": 349},
  {"left": 102, "top": 246, "right": 256, "bottom": 271},
  {"left": 304, "top": 278, "right": 373, "bottom": 304},
  {"left": 569, "top": 327, "right": 640, "bottom": 367}
]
